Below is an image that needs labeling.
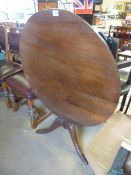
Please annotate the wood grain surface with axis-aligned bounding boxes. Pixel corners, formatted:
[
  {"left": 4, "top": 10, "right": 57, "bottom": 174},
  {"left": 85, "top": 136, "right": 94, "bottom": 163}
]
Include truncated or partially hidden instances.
[
  {"left": 20, "top": 9, "right": 120, "bottom": 126},
  {"left": 85, "top": 112, "right": 131, "bottom": 175}
]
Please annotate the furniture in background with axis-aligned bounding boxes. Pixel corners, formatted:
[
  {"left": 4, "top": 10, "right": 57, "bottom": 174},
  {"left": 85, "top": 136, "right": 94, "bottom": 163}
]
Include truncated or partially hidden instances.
[
  {"left": 8, "top": 32, "right": 20, "bottom": 52},
  {"left": 0, "top": 24, "right": 14, "bottom": 62},
  {"left": 125, "top": 18, "right": 131, "bottom": 26},
  {"left": 98, "top": 31, "right": 119, "bottom": 61},
  {"left": 118, "top": 51, "right": 131, "bottom": 112},
  {"left": 38, "top": 0, "right": 58, "bottom": 11},
  {"left": 8, "top": 32, "right": 21, "bottom": 63},
  {"left": 0, "top": 24, "right": 22, "bottom": 63},
  {"left": 124, "top": 95, "right": 131, "bottom": 114},
  {"left": 0, "top": 62, "right": 23, "bottom": 107},
  {"left": 0, "top": 24, "right": 23, "bottom": 107},
  {"left": 99, "top": 32, "right": 131, "bottom": 112},
  {"left": 0, "top": 26, "right": 5, "bottom": 51},
  {"left": 118, "top": 50, "right": 131, "bottom": 60},
  {"left": 5, "top": 72, "right": 51, "bottom": 129},
  {"left": 120, "top": 70, "right": 131, "bottom": 112},
  {"left": 0, "top": 24, "right": 49, "bottom": 129},
  {"left": 84, "top": 112, "right": 131, "bottom": 175},
  {"left": 117, "top": 60, "right": 131, "bottom": 112},
  {"left": 109, "top": 26, "right": 131, "bottom": 50}
]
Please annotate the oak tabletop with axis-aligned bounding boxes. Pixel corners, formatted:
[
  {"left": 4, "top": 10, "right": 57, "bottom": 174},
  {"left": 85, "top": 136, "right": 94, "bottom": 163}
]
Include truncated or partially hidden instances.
[{"left": 20, "top": 9, "right": 120, "bottom": 126}]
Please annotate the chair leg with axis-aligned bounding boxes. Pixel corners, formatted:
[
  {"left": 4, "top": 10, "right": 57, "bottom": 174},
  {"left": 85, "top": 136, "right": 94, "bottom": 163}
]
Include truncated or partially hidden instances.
[
  {"left": 124, "top": 95, "right": 131, "bottom": 114},
  {"left": 27, "top": 99, "right": 52, "bottom": 129},
  {"left": 2, "top": 82, "right": 12, "bottom": 108},
  {"left": 120, "top": 94, "right": 128, "bottom": 111},
  {"left": 0, "top": 84, "right": 2, "bottom": 91},
  {"left": 8, "top": 88, "right": 18, "bottom": 112},
  {"left": 27, "top": 99, "right": 38, "bottom": 129}
]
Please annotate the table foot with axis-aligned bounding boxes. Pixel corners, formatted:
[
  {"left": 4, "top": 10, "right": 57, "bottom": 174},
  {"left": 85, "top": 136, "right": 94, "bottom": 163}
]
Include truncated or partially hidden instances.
[{"left": 36, "top": 117, "right": 88, "bottom": 165}]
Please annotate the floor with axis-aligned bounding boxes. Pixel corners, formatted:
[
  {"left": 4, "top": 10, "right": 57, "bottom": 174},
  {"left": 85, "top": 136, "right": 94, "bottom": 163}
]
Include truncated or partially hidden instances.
[{"left": 0, "top": 95, "right": 103, "bottom": 175}]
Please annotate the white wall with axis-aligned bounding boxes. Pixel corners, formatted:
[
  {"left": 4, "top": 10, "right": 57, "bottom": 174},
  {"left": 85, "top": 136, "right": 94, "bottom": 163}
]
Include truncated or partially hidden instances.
[
  {"left": 102, "top": 0, "right": 115, "bottom": 12},
  {"left": 0, "top": 0, "right": 37, "bottom": 22}
]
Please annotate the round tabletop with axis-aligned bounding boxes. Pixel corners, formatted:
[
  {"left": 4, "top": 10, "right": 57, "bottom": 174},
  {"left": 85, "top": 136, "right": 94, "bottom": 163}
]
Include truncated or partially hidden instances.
[{"left": 20, "top": 9, "right": 120, "bottom": 126}]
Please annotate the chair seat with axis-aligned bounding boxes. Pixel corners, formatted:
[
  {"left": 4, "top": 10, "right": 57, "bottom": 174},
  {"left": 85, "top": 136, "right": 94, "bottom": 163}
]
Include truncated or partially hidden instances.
[
  {"left": 119, "top": 69, "right": 129, "bottom": 81},
  {"left": 0, "top": 63, "right": 22, "bottom": 82},
  {"left": 0, "top": 60, "right": 8, "bottom": 68},
  {"left": 120, "top": 79, "right": 126, "bottom": 86},
  {"left": 6, "top": 72, "right": 36, "bottom": 99},
  {"left": 121, "top": 82, "right": 131, "bottom": 95}
]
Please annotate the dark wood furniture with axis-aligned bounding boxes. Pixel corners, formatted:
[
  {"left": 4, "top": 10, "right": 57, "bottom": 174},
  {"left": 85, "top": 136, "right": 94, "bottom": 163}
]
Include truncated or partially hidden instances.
[
  {"left": 120, "top": 72, "right": 131, "bottom": 112},
  {"left": 124, "top": 95, "right": 131, "bottom": 114},
  {"left": 8, "top": 32, "right": 21, "bottom": 64},
  {"left": 5, "top": 72, "right": 51, "bottom": 129},
  {"left": 109, "top": 26, "right": 131, "bottom": 49},
  {"left": 117, "top": 60, "right": 131, "bottom": 69},
  {"left": 38, "top": 0, "right": 58, "bottom": 11},
  {"left": 116, "top": 60, "right": 131, "bottom": 112},
  {"left": 117, "top": 53, "right": 131, "bottom": 112},
  {"left": 118, "top": 50, "right": 131, "bottom": 60},
  {"left": 0, "top": 25, "right": 49, "bottom": 128},
  {"left": 98, "top": 34, "right": 131, "bottom": 112},
  {"left": 0, "top": 62, "right": 23, "bottom": 107},
  {"left": 98, "top": 32, "right": 119, "bottom": 61},
  {"left": 20, "top": 9, "right": 120, "bottom": 164}
]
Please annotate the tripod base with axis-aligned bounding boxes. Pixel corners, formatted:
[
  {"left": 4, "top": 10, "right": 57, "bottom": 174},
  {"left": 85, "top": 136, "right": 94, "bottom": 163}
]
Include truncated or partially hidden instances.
[{"left": 36, "top": 117, "right": 88, "bottom": 165}]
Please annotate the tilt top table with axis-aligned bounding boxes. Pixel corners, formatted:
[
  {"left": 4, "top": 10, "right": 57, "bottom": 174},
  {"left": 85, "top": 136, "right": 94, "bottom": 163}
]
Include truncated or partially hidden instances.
[{"left": 20, "top": 9, "right": 120, "bottom": 164}]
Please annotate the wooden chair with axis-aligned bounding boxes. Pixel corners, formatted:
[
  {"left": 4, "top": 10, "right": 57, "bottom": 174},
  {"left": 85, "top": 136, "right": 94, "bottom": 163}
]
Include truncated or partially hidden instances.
[
  {"left": 98, "top": 32, "right": 119, "bottom": 61},
  {"left": 0, "top": 24, "right": 23, "bottom": 107},
  {"left": 5, "top": 72, "right": 51, "bottom": 129},
  {"left": 0, "top": 62, "right": 23, "bottom": 107},
  {"left": 123, "top": 94, "right": 131, "bottom": 114},
  {"left": 8, "top": 32, "right": 21, "bottom": 64},
  {"left": 0, "top": 25, "right": 49, "bottom": 128},
  {"left": 0, "top": 30, "right": 6, "bottom": 51},
  {"left": 120, "top": 71, "right": 131, "bottom": 111},
  {"left": 110, "top": 26, "right": 131, "bottom": 50},
  {"left": 99, "top": 32, "right": 131, "bottom": 112}
]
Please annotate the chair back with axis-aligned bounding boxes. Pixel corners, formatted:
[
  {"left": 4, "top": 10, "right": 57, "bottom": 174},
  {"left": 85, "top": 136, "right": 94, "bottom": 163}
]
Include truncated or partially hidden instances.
[
  {"left": 98, "top": 32, "right": 119, "bottom": 61},
  {"left": 0, "top": 31, "right": 5, "bottom": 50},
  {"left": 8, "top": 32, "right": 20, "bottom": 52},
  {"left": 126, "top": 68, "right": 131, "bottom": 85}
]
